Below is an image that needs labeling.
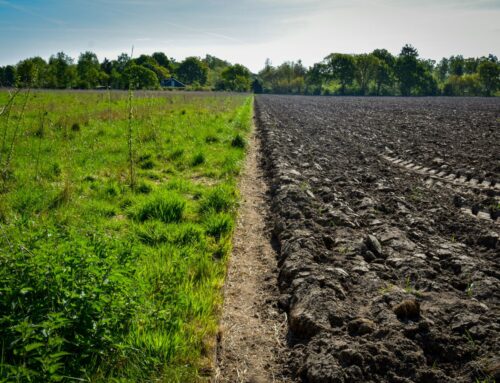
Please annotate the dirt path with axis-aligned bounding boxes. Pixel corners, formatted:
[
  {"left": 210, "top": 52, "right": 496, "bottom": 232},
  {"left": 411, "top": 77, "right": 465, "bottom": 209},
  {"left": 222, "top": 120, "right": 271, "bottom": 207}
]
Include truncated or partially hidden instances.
[{"left": 214, "top": 127, "right": 290, "bottom": 383}]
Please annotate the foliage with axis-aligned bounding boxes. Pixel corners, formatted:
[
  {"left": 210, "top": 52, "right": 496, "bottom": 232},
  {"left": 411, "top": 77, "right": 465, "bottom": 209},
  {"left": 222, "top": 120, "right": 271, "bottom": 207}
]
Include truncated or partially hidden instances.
[
  {"left": 324, "top": 53, "right": 356, "bottom": 95},
  {"left": 0, "top": 90, "right": 253, "bottom": 381},
  {"left": 176, "top": 57, "right": 208, "bottom": 86},
  {"left": 218, "top": 64, "right": 252, "bottom": 92},
  {"left": 77, "top": 51, "right": 103, "bottom": 89},
  {"left": 478, "top": 60, "right": 500, "bottom": 96},
  {"left": 1, "top": 46, "right": 499, "bottom": 96}
]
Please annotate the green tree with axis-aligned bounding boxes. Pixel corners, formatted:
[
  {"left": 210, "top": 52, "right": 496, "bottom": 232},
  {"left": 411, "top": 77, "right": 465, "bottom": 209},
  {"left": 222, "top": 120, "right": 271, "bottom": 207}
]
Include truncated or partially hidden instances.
[
  {"left": 101, "top": 58, "right": 113, "bottom": 75},
  {"left": 116, "top": 53, "right": 132, "bottom": 72},
  {"left": 219, "top": 64, "right": 251, "bottom": 91},
  {"left": 252, "top": 78, "right": 263, "bottom": 94},
  {"left": 324, "top": 53, "right": 356, "bottom": 95},
  {"left": 47, "top": 52, "right": 76, "bottom": 89},
  {"left": 176, "top": 57, "right": 208, "bottom": 85},
  {"left": 435, "top": 58, "right": 450, "bottom": 82},
  {"left": 371, "top": 49, "right": 395, "bottom": 95},
  {"left": 477, "top": 60, "right": 500, "bottom": 96},
  {"left": 124, "top": 64, "right": 159, "bottom": 90},
  {"left": 152, "top": 52, "right": 174, "bottom": 72},
  {"left": 464, "top": 57, "right": 479, "bottom": 74},
  {"left": 77, "top": 51, "right": 102, "bottom": 89},
  {"left": 0, "top": 65, "right": 17, "bottom": 87},
  {"left": 258, "top": 59, "right": 277, "bottom": 93},
  {"left": 16, "top": 57, "right": 47, "bottom": 87},
  {"left": 306, "top": 63, "right": 326, "bottom": 95},
  {"left": 449, "top": 55, "right": 465, "bottom": 76},
  {"left": 355, "top": 54, "right": 378, "bottom": 95},
  {"left": 395, "top": 44, "right": 420, "bottom": 96}
]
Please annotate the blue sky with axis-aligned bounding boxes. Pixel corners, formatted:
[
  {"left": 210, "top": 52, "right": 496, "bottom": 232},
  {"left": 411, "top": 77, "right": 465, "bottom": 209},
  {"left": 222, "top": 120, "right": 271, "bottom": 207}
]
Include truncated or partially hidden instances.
[{"left": 1, "top": 0, "right": 499, "bottom": 72}]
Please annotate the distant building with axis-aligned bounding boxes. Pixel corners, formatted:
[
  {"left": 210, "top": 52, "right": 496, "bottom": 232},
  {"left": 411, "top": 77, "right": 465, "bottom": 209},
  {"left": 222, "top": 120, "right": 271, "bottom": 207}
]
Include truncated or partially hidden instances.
[{"left": 161, "top": 77, "right": 186, "bottom": 88}]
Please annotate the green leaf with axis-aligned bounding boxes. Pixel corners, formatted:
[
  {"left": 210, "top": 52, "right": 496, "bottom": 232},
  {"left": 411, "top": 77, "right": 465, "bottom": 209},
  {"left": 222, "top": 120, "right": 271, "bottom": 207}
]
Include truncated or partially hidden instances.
[{"left": 25, "top": 342, "right": 44, "bottom": 352}]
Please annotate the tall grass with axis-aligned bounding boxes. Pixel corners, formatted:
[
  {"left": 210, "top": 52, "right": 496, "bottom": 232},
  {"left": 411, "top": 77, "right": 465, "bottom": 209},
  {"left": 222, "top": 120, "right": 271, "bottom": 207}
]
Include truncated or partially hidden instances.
[{"left": 0, "top": 90, "right": 253, "bottom": 382}]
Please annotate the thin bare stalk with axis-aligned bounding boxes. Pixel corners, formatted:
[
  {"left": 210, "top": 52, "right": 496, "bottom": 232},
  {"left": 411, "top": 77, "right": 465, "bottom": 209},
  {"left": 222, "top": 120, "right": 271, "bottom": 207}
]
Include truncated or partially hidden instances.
[
  {"left": 2, "top": 88, "right": 30, "bottom": 178},
  {"left": 34, "top": 111, "right": 47, "bottom": 181},
  {"left": 0, "top": 89, "right": 21, "bottom": 166},
  {"left": 127, "top": 46, "right": 135, "bottom": 189}
]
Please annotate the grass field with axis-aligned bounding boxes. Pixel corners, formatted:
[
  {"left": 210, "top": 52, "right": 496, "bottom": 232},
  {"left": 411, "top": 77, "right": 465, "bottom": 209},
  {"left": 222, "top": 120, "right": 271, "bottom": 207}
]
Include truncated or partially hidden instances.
[{"left": 0, "top": 90, "right": 253, "bottom": 382}]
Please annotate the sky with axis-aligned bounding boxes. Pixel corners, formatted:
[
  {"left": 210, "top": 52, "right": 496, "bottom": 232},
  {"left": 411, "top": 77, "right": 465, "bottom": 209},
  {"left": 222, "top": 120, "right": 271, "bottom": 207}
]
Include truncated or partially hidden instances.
[{"left": 0, "top": 0, "right": 499, "bottom": 72}]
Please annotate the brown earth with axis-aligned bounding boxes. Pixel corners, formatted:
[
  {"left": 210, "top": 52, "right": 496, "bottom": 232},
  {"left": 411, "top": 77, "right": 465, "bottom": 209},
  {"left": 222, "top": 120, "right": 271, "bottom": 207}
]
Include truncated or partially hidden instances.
[
  {"left": 214, "top": 127, "right": 294, "bottom": 383},
  {"left": 255, "top": 95, "right": 500, "bottom": 383}
]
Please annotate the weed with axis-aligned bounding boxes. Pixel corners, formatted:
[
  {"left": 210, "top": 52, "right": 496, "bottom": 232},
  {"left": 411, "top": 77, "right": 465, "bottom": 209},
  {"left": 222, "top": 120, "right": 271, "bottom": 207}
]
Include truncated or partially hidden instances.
[
  {"left": 204, "top": 213, "right": 234, "bottom": 240},
  {"left": 466, "top": 282, "right": 474, "bottom": 298},
  {"left": 231, "top": 133, "right": 246, "bottom": 148},
  {"left": 205, "top": 135, "right": 219, "bottom": 143},
  {"left": 403, "top": 276, "right": 422, "bottom": 297},
  {"left": 191, "top": 152, "right": 205, "bottom": 166},
  {"left": 379, "top": 283, "right": 395, "bottom": 295},
  {"left": 169, "top": 148, "right": 184, "bottom": 160},
  {"left": 136, "top": 180, "right": 153, "bottom": 194},
  {"left": 133, "top": 192, "right": 186, "bottom": 223},
  {"left": 199, "top": 184, "right": 235, "bottom": 214},
  {"left": 0, "top": 90, "right": 253, "bottom": 382},
  {"left": 464, "top": 329, "right": 476, "bottom": 348}
]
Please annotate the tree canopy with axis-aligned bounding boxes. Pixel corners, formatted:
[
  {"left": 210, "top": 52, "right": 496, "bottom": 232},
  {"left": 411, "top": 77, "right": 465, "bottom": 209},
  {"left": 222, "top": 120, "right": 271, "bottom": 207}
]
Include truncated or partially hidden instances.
[{"left": 1, "top": 46, "right": 499, "bottom": 96}]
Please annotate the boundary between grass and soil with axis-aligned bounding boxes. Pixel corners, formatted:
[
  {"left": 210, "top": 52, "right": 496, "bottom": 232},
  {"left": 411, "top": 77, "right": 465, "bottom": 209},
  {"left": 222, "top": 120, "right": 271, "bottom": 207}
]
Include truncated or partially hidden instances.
[{"left": 213, "top": 112, "right": 291, "bottom": 383}]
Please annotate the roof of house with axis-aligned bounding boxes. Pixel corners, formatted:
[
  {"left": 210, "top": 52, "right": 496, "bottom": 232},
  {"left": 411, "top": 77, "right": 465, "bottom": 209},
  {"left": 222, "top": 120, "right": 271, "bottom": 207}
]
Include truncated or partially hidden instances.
[{"left": 161, "top": 77, "right": 186, "bottom": 87}]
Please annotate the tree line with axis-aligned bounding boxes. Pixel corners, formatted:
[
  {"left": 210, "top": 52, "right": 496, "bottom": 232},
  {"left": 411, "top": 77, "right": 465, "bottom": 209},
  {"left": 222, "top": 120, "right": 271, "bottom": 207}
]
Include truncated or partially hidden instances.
[
  {"left": 0, "top": 45, "right": 498, "bottom": 96},
  {"left": 0, "top": 51, "right": 252, "bottom": 92},
  {"left": 256, "top": 45, "right": 499, "bottom": 96}
]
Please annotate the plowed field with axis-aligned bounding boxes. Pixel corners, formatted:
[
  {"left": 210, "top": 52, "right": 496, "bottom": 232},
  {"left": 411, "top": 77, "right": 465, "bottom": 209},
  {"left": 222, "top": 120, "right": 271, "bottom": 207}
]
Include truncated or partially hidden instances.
[{"left": 255, "top": 95, "right": 500, "bottom": 383}]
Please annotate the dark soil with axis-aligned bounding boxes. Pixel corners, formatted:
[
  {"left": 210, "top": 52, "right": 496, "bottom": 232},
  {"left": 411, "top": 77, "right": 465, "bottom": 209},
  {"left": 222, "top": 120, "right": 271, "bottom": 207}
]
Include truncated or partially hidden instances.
[{"left": 255, "top": 95, "right": 500, "bottom": 383}]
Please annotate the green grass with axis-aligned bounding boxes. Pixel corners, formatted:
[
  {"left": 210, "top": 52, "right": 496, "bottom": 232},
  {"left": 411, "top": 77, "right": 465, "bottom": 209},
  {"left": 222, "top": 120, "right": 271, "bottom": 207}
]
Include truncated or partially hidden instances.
[{"left": 0, "top": 90, "right": 253, "bottom": 382}]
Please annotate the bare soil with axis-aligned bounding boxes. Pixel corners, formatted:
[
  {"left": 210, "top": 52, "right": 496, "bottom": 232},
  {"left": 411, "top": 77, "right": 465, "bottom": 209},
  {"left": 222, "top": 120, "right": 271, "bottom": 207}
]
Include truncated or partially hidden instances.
[
  {"left": 255, "top": 95, "right": 500, "bottom": 383},
  {"left": 214, "top": 128, "right": 293, "bottom": 383}
]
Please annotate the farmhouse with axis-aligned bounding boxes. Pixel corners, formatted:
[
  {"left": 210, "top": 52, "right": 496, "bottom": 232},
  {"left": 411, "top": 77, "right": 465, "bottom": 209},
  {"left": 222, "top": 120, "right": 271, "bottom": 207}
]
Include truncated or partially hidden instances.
[{"left": 161, "top": 77, "right": 186, "bottom": 88}]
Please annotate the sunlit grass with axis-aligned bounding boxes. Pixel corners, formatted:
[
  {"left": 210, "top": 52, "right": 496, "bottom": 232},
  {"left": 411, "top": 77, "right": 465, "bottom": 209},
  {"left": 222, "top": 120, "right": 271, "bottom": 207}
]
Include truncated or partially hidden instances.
[{"left": 0, "top": 90, "right": 253, "bottom": 382}]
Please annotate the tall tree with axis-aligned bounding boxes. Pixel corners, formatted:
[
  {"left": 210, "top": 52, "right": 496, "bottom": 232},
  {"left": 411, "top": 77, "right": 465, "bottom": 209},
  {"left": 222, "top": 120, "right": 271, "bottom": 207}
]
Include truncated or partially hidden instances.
[
  {"left": 219, "top": 64, "right": 251, "bottom": 91},
  {"left": 77, "top": 51, "right": 102, "bottom": 89},
  {"left": 477, "top": 60, "right": 500, "bottom": 96},
  {"left": 176, "top": 57, "right": 208, "bottom": 85},
  {"left": 306, "top": 63, "right": 326, "bottom": 95},
  {"left": 47, "top": 52, "right": 76, "bottom": 89},
  {"left": 17, "top": 57, "right": 47, "bottom": 87},
  {"left": 395, "top": 44, "right": 420, "bottom": 96},
  {"left": 355, "top": 54, "right": 378, "bottom": 95},
  {"left": 0, "top": 66, "right": 17, "bottom": 87},
  {"left": 124, "top": 64, "right": 160, "bottom": 90},
  {"left": 324, "top": 53, "right": 356, "bottom": 95},
  {"left": 449, "top": 55, "right": 465, "bottom": 76}
]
